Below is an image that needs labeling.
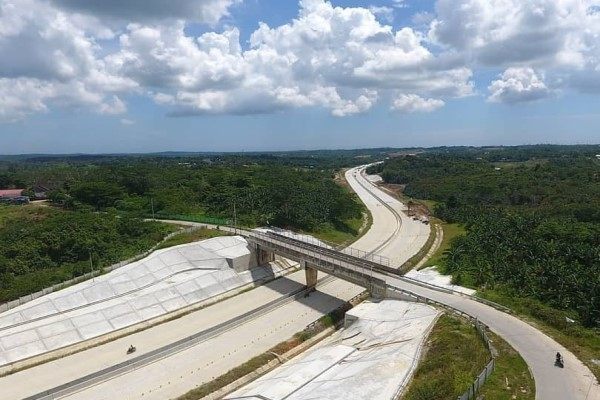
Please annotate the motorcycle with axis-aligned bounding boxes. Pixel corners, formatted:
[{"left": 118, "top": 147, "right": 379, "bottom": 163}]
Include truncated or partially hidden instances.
[
  {"left": 555, "top": 352, "right": 564, "bottom": 368},
  {"left": 127, "top": 345, "right": 136, "bottom": 355}
]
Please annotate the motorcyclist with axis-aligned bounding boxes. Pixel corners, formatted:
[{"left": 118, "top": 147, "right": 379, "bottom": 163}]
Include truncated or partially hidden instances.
[
  {"left": 128, "top": 345, "right": 136, "bottom": 353},
  {"left": 555, "top": 352, "right": 563, "bottom": 366}
]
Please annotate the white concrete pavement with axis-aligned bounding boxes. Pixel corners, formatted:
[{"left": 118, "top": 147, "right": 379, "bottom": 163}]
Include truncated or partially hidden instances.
[
  {"left": 345, "top": 165, "right": 600, "bottom": 400},
  {"left": 225, "top": 300, "right": 441, "bottom": 400},
  {"left": 0, "top": 270, "right": 359, "bottom": 400}
]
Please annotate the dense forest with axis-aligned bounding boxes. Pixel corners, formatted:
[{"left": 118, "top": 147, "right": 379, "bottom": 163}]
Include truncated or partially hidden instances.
[
  {"left": 0, "top": 207, "right": 171, "bottom": 302},
  {"left": 369, "top": 145, "right": 600, "bottom": 328},
  {"left": 1, "top": 158, "right": 363, "bottom": 231}
]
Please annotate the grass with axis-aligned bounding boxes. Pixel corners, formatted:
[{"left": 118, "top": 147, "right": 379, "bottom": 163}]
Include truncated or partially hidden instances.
[
  {"left": 311, "top": 173, "right": 373, "bottom": 247},
  {"left": 479, "top": 331, "right": 535, "bottom": 400},
  {"left": 0, "top": 203, "right": 54, "bottom": 228},
  {"left": 403, "top": 314, "right": 534, "bottom": 400},
  {"left": 479, "top": 289, "right": 600, "bottom": 381},
  {"left": 424, "top": 222, "right": 465, "bottom": 268},
  {"left": 399, "top": 219, "right": 438, "bottom": 273},
  {"left": 310, "top": 211, "right": 372, "bottom": 247},
  {"left": 403, "top": 314, "right": 491, "bottom": 400},
  {"left": 419, "top": 199, "right": 438, "bottom": 212},
  {"left": 155, "top": 228, "right": 230, "bottom": 250}
]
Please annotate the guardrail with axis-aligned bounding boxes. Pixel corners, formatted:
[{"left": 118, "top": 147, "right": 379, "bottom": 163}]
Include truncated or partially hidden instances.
[
  {"left": 0, "top": 226, "right": 206, "bottom": 314},
  {"left": 397, "top": 276, "right": 513, "bottom": 314},
  {"left": 246, "top": 230, "right": 388, "bottom": 295},
  {"left": 387, "top": 286, "right": 497, "bottom": 400},
  {"left": 147, "top": 214, "right": 230, "bottom": 226},
  {"left": 258, "top": 230, "right": 396, "bottom": 274},
  {"left": 244, "top": 227, "right": 514, "bottom": 316}
]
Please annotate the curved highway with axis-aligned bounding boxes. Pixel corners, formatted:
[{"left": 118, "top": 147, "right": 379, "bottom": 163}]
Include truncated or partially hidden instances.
[
  {"left": 345, "top": 165, "right": 600, "bottom": 400},
  {"left": 2, "top": 164, "right": 596, "bottom": 400}
]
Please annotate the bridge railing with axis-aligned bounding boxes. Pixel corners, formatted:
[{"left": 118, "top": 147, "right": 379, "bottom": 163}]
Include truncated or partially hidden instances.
[
  {"left": 259, "top": 230, "right": 394, "bottom": 271},
  {"left": 246, "top": 230, "right": 387, "bottom": 292}
]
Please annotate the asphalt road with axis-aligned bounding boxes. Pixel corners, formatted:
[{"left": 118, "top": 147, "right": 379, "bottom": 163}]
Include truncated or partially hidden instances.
[{"left": 345, "top": 165, "right": 600, "bottom": 400}]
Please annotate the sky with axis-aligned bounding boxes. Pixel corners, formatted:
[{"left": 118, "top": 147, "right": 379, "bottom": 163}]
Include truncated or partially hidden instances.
[{"left": 1, "top": 0, "right": 599, "bottom": 154}]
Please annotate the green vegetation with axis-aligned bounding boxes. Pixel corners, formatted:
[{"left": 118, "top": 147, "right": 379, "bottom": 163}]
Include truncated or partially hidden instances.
[
  {"left": 424, "top": 222, "right": 465, "bottom": 268},
  {"left": 370, "top": 144, "right": 600, "bottom": 378},
  {"left": 403, "top": 314, "right": 534, "bottom": 400},
  {"left": 155, "top": 228, "right": 229, "bottom": 250},
  {"left": 0, "top": 205, "right": 172, "bottom": 302},
  {"left": 479, "top": 331, "right": 535, "bottom": 399},
  {"left": 403, "top": 315, "right": 491, "bottom": 400},
  {"left": 369, "top": 146, "right": 600, "bottom": 328},
  {"left": 2, "top": 158, "right": 364, "bottom": 233},
  {"left": 0, "top": 153, "right": 373, "bottom": 301}
]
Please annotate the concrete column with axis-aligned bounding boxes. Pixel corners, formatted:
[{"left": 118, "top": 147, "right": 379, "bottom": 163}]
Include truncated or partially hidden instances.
[
  {"left": 304, "top": 261, "right": 318, "bottom": 289},
  {"left": 254, "top": 244, "right": 275, "bottom": 266}
]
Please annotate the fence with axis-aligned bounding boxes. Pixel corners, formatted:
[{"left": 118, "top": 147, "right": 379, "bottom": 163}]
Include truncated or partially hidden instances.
[
  {"left": 0, "top": 226, "right": 205, "bottom": 313},
  {"left": 387, "top": 286, "right": 497, "bottom": 400},
  {"left": 148, "top": 213, "right": 230, "bottom": 226},
  {"left": 263, "top": 228, "right": 392, "bottom": 267},
  {"left": 456, "top": 317, "right": 497, "bottom": 400}
]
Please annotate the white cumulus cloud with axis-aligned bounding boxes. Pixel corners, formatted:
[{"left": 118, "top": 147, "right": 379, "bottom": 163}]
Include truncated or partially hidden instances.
[
  {"left": 488, "top": 67, "right": 551, "bottom": 104},
  {"left": 109, "top": 0, "right": 472, "bottom": 116},
  {"left": 391, "top": 94, "right": 445, "bottom": 113}
]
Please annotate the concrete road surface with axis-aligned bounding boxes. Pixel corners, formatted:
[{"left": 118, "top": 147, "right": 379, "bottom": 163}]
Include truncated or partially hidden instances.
[
  {"left": 3, "top": 164, "right": 597, "bottom": 400},
  {"left": 345, "top": 165, "right": 600, "bottom": 400}
]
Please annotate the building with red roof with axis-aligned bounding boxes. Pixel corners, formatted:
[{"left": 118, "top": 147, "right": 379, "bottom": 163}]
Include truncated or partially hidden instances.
[{"left": 0, "top": 189, "right": 24, "bottom": 198}]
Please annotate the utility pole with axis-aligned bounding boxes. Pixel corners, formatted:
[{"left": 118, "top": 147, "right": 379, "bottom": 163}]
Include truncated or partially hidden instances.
[
  {"left": 233, "top": 200, "right": 237, "bottom": 228},
  {"left": 89, "top": 251, "right": 94, "bottom": 282}
]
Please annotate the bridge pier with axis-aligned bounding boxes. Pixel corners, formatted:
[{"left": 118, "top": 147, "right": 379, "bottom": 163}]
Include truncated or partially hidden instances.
[
  {"left": 254, "top": 244, "right": 275, "bottom": 265},
  {"left": 302, "top": 261, "right": 318, "bottom": 289}
]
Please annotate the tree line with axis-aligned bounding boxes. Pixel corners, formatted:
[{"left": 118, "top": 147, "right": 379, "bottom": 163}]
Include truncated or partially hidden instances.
[{"left": 369, "top": 146, "right": 600, "bottom": 327}]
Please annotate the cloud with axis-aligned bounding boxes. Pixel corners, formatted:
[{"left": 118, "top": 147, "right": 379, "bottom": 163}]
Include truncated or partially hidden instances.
[
  {"left": 428, "top": 0, "right": 600, "bottom": 96},
  {"left": 391, "top": 94, "right": 445, "bottom": 113},
  {"left": 99, "top": 95, "right": 127, "bottom": 115},
  {"left": 0, "top": 0, "right": 473, "bottom": 120},
  {"left": 111, "top": 0, "right": 472, "bottom": 116},
  {"left": 49, "top": 0, "right": 239, "bottom": 25},
  {"left": 487, "top": 67, "right": 551, "bottom": 104},
  {"left": 0, "top": 0, "right": 136, "bottom": 121},
  {"left": 429, "top": 0, "right": 600, "bottom": 69},
  {"left": 120, "top": 118, "right": 134, "bottom": 125},
  {"left": 369, "top": 6, "right": 394, "bottom": 23},
  {"left": 10, "top": 0, "right": 600, "bottom": 121}
]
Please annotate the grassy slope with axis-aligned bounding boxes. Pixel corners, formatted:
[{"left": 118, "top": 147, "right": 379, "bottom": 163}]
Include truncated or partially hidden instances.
[
  {"left": 425, "top": 222, "right": 466, "bottom": 268},
  {"left": 310, "top": 171, "right": 373, "bottom": 247},
  {"left": 403, "top": 314, "right": 490, "bottom": 400},
  {"left": 0, "top": 203, "right": 50, "bottom": 227},
  {"left": 479, "top": 331, "right": 535, "bottom": 400},
  {"left": 403, "top": 314, "right": 534, "bottom": 400},
  {"left": 309, "top": 214, "right": 370, "bottom": 247}
]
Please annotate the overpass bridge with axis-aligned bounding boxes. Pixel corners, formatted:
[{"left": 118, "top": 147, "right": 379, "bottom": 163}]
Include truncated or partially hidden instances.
[
  {"left": 243, "top": 229, "right": 405, "bottom": 299},
  {"left": 241, "top": 227, "right": 599, "bottom": 400}
]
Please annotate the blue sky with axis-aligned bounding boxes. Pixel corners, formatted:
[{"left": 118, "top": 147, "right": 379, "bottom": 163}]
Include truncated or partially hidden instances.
[{"left": 1, "top": 0, "right": 599, "bottom": 153}]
